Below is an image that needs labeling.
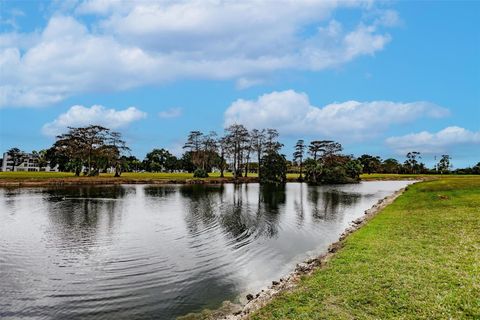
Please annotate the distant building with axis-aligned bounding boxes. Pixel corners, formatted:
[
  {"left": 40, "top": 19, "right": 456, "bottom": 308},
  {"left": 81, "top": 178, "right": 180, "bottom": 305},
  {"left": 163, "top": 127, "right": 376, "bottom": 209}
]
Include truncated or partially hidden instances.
[{"left": 1, "top": 152, "right": 59, "bottom": 172}]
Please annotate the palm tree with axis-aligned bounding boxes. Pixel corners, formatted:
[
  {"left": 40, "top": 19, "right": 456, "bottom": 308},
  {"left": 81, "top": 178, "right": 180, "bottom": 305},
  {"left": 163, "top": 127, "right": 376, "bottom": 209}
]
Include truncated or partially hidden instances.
[
  {"left": 293, "top": 139, "right": 306, "bottom": 180},
  {"left": 7, "top": 148, "right": 24, "bottom": 171}
]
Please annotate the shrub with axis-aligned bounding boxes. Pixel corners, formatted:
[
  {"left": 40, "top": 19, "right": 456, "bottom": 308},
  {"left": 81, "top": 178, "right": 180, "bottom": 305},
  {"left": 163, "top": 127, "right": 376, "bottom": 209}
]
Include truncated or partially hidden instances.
[
  {"left": 305, "top": 156, "right": 362, "bottom": 185},
  {"left": 193, "top": 168, "right": 209, "bottom": 178},
  {"left": 259, "top": 152, "right": 287, "bottom": 185}
]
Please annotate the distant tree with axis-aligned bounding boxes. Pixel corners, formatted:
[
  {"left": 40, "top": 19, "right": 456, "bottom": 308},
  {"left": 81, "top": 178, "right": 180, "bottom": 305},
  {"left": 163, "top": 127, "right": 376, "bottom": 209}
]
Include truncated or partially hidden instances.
[
  {"left": 293, "top": 139, "right": 306, "bottom": 180},
  {"left": 308, "top": 141, "right": 322, "bottom": 161},
  {"left": 224, "top": 124, "right": 250, "bottom": 178},
  {"left": 107, "top": 131, "right": 130, "bottom": 177},
  {"left": 250, "top": 129, "right": 266, "bottom": 176},
  {"left": 308, "top": 140, "right": 342, "bottom": 162},
  {"left": 180, "top": 152, "right": 196, "bottom": 173},
  {"left": 144, "top": 148, "right": 174, "bottom": 172},
  {"left": 437, "top": 154, "right": 452, "bottom": 174},
  {"left": 404, "top": 151, "right": 422, "bottom": 174},
  {"left": 45, "top": 146, "right": 70, "bottom": 172},
  {"left": 472, "top": 162, "right": 480, "bottom": 175},
  {"left": 51, "top": 125, "right": 129, "bottom": 176},
  {"left": 183, "top": 131, "right": 204, "bottom": 169},
  {"left": 382, "top": 158, "right": 401, "bottom": 174},
  {"left": 37, "top": 150, "right": 48, "bottom": 171},
  {"left": 202, "top": 131, "right": 218, "bottom": 171},
  {"left": 358, "top": 154, "right": 382, "bottom": 174},
  {"left": 120, "top": 155, "right": 142, "bottom": 172},
  {"left": 304, "top": 141, "right": 360, "bottom": 185},
  {"left": 6, "top": 148, "right": 24, "bottom": 171},
  {"left": 217, "top": 136, "right": 229, "bottom": 178},
  {"left": 259, "top": 151, "right": 287, "bottom": 185},
  {"left": 264, "top": 128, "right": 283, "bottom": 153}
]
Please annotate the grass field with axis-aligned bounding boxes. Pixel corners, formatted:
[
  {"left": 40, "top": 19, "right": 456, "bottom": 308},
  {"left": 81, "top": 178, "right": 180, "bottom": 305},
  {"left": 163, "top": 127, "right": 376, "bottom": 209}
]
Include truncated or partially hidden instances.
[{"left": 250, "top": 175, "right": 480, "bottom": 319}]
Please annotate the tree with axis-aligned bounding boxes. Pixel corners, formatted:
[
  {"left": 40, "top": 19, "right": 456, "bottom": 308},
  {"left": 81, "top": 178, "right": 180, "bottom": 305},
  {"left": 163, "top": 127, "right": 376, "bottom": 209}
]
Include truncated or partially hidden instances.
[
  {"left": 472, "top": 162, "right": 480, "bottom": 175},
  {"left": 217, "top": 136, "right": 229, "bottom": 178},
  {"left": 304, "top": 141, "right": 360, "bottom": 185},
  {"left": 144, "top": 149, "right": 174, "bottom": 172},
  {"left": 404, "top": 151, "right": 422, "bottom": 174},
  {"left": 264, "top": 128, "right": 283, "bottom": 153},
  {"left": 358, "top": 154, "right": 382, "bottom": 174},
  {"left": 293, "top": 139, "right": 306, "bottom": 180},
  {"left": 437, "top": 154, "right": 452, "bottom": 174},
  {"left": 250, "top": 129, "right": 266, "bottom": 176},
  {"left": 224, "top": 124, "right": 250, "bottom": 178},
  {"left": 309, "top": 141, "right": 322, "bottom": 161},
  {"left": 107, "top": 131, "right": 130, "bottom": 177},
  {"left": 202, "top": 131, "right": 218, "bottom": 171},
  {"left": 183, "top": 131, "right": 204, "bottom": 169},
  {"left": 37, "top": 150, "right": 48, "bottom": 171},
  {"left": 382, "top": 158, "right": 401, "bottom": 173},
  {"left": 259, "top": 151, "right": 287, "bottom": 185},
  {"left": 180, "top": 152, "right": 196, "bottom": 173},
  {"left": 6, "top": 148, "right": 24, "bottom": 171},
  {"left": 51, "top": 125, "right": 129, "bottom": 176},
  {"left": 308, "top": 140, "right": 341, "bottom": 161}
]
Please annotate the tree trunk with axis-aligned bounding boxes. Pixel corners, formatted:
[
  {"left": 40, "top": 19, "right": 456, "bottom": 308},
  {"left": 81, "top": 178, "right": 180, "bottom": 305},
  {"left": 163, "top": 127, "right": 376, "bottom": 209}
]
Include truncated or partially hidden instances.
[
  {"left": 114, "top": 163, "right": 121, "bottom": 177},
  {"left": 220, "top": 151, "right": 225, "bottom": 178},
  {"left": 257, "top": 153, "right": 261, "bottom": 178},
  {"left": 244, "top": 151, "right": 250, "bottom": 177},
  {"left": 299, "top": 158, "right": 303, "bottom": 180}
]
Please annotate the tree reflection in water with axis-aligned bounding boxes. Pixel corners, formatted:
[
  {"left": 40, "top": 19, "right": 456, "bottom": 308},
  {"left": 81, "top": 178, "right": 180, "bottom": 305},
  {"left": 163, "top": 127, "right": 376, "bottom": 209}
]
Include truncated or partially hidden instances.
[{"left": 308, "top": 186, "right": 361, "bottom": 221}]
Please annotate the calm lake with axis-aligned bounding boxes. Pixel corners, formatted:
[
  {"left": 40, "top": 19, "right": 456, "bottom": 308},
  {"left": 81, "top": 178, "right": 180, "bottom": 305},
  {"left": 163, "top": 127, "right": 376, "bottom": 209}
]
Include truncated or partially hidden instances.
[{"left": 0, "top": 181, "right": 412, "bottom": 319}]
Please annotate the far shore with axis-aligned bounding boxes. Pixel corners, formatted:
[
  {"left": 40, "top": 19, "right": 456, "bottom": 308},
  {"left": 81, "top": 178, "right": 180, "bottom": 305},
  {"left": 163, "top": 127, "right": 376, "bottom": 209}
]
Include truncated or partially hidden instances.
[
  {"left": 0, "top": 172, "right": 458, "bottom": 187},
  {"left": 0, "top": 172, "right": 436, "bottom": 187}
]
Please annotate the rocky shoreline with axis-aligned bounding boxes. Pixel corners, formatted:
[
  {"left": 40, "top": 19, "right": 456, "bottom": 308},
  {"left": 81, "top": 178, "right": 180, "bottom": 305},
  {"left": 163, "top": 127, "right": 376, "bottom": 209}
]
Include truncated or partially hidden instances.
[{"left": 187, "top": 185, "right": 410, "bottom": 320}]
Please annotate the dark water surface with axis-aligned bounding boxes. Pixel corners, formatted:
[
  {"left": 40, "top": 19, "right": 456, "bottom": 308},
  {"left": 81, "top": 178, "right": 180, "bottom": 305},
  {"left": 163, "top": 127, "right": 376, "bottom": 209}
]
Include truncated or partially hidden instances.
[{"left": 0, "top": 181, "right": 412, "bottom": 319}]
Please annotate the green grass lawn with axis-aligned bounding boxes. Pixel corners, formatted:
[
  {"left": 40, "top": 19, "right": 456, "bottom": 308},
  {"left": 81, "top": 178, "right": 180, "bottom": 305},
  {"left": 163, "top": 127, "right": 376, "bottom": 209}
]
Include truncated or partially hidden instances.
[{"left": 250, "top": 176, "right": 480, "bottom": 319}]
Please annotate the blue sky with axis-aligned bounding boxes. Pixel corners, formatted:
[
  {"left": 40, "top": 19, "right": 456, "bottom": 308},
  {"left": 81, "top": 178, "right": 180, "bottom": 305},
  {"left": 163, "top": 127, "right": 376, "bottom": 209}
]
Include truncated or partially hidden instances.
[{"left": 0, "top": 0, "right": 479, "bottom": 168}]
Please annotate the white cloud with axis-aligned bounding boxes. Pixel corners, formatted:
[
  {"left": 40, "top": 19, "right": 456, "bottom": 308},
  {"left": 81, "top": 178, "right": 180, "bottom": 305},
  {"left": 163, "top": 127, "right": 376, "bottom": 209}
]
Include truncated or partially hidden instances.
[
  {"left": 1, "top": 2, "right": 397, "bottom": 107},
  {"left": 223, "top": 90, "right": 449, "bottom": 140},
  {"left": 158, "top": 107, "right": 182, "bottom": 119},
  {"left": 42, "top": 104, "right": 147, "bottom": 136},
  {"left": 386, "top": 126, "right": 480, "bottom": 154}
]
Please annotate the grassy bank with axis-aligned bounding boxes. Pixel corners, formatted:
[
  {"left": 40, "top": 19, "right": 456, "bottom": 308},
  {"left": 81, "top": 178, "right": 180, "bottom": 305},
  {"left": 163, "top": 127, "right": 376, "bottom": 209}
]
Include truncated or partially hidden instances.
[
  {"left": 1, "top": 171, "right": 473, "bottom": 181},
  {"left": 249, "top": 176, "right": 480, "bottom": 319},
  {"left": 0, "top": 171, "right": 301, "bottom": 183}
]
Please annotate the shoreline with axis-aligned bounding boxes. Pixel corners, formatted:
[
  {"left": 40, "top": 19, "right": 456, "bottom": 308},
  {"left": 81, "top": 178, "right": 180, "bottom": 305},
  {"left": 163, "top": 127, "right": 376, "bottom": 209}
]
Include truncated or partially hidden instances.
[
  {"left": 0, "top": 176, "right": 423, "bottom": 188},
  {"left": 178, "top": 184, "right": 412, "bottom": 320},
  {"left": 0, "top": 176, "right": 261, "bottom": 187}
]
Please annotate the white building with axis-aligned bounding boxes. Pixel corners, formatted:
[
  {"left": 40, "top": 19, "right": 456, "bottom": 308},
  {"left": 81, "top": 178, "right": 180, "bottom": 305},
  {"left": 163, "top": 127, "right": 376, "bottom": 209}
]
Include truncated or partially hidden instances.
[{"left": 1, "top": 152, "right": 59, "bottom": 172}]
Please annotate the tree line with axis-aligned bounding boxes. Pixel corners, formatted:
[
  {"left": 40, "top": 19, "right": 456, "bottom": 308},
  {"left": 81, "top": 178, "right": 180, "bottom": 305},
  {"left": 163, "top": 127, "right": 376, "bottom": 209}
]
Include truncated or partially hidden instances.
[{"left": 4, "top": 124, "right": 480, "bottom": 184}]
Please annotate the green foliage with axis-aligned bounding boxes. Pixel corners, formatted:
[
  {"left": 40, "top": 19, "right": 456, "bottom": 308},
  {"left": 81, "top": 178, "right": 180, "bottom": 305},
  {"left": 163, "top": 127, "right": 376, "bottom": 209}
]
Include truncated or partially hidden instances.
[
  {"left": 305, "top": 156, "right": 362, "bottom": 184},
  {"left": 437, "top": 154, "right": 452, "bottom": 174},
  {"left": 358, "top": 154, "right": 382, "bottom": 174},
  {"left": 193, "top": 168, "right": 209, "bottom": 178},
  {"left": 304, "top": 140, "right": 362, "bottom": 185},
  {"left": 259, "top": 151, "right": 287, "bottom": 185}
]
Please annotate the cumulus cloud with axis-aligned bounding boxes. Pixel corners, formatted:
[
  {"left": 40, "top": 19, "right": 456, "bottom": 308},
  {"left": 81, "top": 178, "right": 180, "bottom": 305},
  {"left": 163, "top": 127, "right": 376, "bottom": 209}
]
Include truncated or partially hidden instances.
[
  {"left": 386, "top": 126, "right": 480, "bottom": 154},
  {"left": 1, "top": 1, "right": 397, "bottom": 107},
  {"left": 42, "top": 104, "right": 147, "bottom": 136},
  {"left": 224, "top": 90, "right": 449, "bottom": 140},
  {"left": 158, "top": 107, "right": 182, "bottom": 119}
]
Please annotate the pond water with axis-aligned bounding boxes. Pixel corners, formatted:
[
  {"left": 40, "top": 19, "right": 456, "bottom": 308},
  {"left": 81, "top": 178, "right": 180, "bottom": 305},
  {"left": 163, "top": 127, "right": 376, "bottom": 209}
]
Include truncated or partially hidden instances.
[{"left": 0, "top": 181, "right": 412, "bottom": 320}]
